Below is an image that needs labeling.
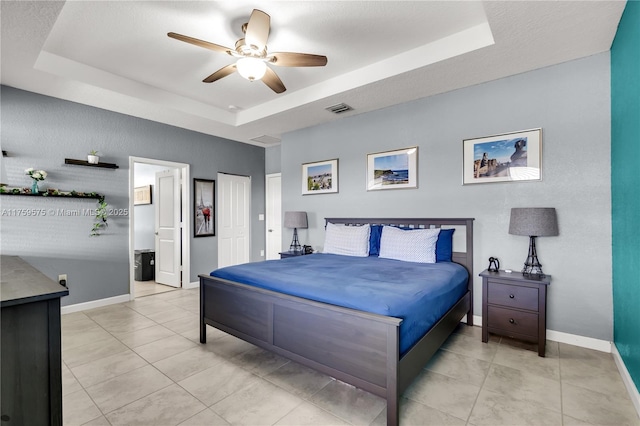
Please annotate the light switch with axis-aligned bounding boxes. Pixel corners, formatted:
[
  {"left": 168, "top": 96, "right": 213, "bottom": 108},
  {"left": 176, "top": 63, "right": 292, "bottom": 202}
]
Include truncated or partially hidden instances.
[{"left": 258, "top": 214, "right": 265, "bottom": 221}]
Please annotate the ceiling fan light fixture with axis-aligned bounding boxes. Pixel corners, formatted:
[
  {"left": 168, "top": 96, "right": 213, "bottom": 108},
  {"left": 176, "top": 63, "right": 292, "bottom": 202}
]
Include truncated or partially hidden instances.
[{"left": 236, "top": 57, "right": 267, "bottom": 81}]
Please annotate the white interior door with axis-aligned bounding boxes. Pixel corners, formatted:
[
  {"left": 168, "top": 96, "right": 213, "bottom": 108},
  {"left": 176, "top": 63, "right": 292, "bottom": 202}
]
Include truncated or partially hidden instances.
[
  {"left": 265, "top": 173, "right": 282, "bottom": 260},
  {"left": 155, "top": 169, "right": 181, "bottom": 287},
  {"left": 218, "top": 173, "right": 250, "bottom": 268}
]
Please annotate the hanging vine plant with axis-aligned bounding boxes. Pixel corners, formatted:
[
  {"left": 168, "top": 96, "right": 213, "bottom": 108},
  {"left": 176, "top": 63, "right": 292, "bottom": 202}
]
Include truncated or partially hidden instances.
[{"left": 91, "top": 196, "right": 109, "bottom": 236}]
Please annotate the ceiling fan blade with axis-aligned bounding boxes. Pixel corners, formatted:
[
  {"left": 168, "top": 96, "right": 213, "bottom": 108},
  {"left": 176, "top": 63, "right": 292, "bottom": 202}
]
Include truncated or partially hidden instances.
[
  {"left": 168, "top": 32, "right": 232, "bottom": 54},
  {"left": 262, "top": 67, "right": 286, "bottom": 93},
  {"left": 244, "top": 9, "right": 270, "bottom": 51},
  {"left": 269, "top": 52, "right": 328, "bottom": 67},
  {"left": 203, "top": 64, "right": 237, "bottom": 83}
]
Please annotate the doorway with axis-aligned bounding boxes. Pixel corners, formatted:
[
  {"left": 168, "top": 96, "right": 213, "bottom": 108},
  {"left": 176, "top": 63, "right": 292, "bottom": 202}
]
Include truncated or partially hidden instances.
[{"left": 129, "top": 157, "right": 191, "bottom": 299}]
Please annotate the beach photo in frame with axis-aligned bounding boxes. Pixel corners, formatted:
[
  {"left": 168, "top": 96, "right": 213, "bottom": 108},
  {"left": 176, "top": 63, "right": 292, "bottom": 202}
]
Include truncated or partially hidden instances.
[
  {"left": 463, "top": 128, "right": 542, "bottom": 185},
  {"left": 367, "top": 147, "right": 418, "bottom": 191},
  {"left": 194, "top": 179, "right": 215, "bottom": 237},
  {"left": 302, "top": 159, "right": 338, "bottom": 195}
]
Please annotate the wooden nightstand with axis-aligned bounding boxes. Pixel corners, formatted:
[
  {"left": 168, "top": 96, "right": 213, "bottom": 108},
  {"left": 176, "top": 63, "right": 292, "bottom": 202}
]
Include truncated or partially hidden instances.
[
  {"left": 480, "top": 269, "right": 551, "bottom": 357},
  {"left": 279, "top": 251, "right": 306, "bottom": 259}
]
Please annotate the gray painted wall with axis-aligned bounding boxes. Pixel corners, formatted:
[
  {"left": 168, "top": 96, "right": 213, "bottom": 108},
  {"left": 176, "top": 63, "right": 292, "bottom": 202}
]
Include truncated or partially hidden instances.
[
  {"left": 281, "top": 53, "right": 612, "bottom": 341},
  {"left": 1, "top": 86, "right": 265, "bottom": 306},
  {"left": 265, "top": 145, "right": 281, "bottom": 175}
]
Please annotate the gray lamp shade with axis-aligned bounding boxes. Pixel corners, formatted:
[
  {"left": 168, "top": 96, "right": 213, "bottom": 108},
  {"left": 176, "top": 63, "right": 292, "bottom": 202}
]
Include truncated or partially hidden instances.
[
  {"left": 509, "top": 208, "right": 559, "bottom": 237},
  {"left": 284, "top": 211, "right": 308, "bottom": 229}
]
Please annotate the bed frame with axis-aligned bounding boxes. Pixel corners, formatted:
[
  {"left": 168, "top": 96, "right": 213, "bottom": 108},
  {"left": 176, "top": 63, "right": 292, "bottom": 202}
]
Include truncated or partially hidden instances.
[{"left": 199, "top": 218, "right": 474, "bottom": 425}]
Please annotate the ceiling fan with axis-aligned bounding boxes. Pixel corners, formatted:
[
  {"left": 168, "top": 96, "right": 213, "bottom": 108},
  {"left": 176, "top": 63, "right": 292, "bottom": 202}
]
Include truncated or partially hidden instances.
[{"left": 168, "top": 9, "right": 328, "bottom": 94}]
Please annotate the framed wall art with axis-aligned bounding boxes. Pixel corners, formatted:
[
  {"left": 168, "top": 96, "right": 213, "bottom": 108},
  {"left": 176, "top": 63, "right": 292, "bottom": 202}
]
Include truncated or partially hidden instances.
[
  {"left": 194, "top": 178, "right": 215, "bottom": 237},
  {"left": 366, "top": 147, "right": 418, "bottom": 191},
  {"left": 463, "top": 128, "right": 542, "bottom": 185},
  {"left": 134, "top": 185, "right": 152, "bottom": 205},
  {"left": 302, "top": 159, "right": 338, "bottom": 195}
]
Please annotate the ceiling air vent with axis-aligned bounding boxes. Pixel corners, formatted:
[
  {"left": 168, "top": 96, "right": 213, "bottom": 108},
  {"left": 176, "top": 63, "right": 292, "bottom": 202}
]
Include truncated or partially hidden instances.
[
  {"left": 250, "top": 135, "right": 281, "bottom": 145},
  {"left": 325, "top": 103, "right": 353, "bottom": 114}
]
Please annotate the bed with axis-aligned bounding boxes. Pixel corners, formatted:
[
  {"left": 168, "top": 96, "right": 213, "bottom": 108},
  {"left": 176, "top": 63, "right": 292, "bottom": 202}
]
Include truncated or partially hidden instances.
[{"left": 199, "top": 218, "right": 474, "bottom": 425}]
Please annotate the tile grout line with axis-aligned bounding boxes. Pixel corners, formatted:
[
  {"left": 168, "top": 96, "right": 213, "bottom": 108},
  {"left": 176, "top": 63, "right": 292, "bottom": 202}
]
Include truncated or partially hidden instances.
[
  {"left": 464, "top": 335, "right": 502, "bottom": 425},
  {"left": 558, "top": 343, "right": 566, "bottom": 426},
  {"left": 63, "top": 299, "right": 185, "bottom": 422}
]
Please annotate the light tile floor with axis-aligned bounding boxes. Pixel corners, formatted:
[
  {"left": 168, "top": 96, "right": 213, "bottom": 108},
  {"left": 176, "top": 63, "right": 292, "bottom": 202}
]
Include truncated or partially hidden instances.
[
  {"left": 62, "top": 288, "right": 640, "bottom": 425},
  {"left": 134, "top": 280, "right": 178, "bottom": 298}
]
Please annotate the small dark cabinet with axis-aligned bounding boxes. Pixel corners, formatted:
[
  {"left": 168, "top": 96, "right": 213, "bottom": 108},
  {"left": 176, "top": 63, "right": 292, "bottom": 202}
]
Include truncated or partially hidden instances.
[
  {"left": 480, "top": 269, "right": 551, "bottom": 357},
  {"left": 1, "top": 256, "right": 69, "bottom": 425},
  {"left": 135, "top": 250, "right": 155, "bottom": 281}
]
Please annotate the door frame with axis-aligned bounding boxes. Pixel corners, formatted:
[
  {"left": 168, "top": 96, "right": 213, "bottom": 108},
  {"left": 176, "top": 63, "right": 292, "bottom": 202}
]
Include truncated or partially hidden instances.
[
  {"left": 129, "top": 156, "right": 191, "bottom": 300},
  {"left": 265, "top": 173, "right": 282, "bottom": 260}
]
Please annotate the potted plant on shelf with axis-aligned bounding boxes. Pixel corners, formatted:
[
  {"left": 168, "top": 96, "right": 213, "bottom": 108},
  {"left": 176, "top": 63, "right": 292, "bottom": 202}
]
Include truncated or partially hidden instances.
[{"left": 87, "top": 150, "right": 100, "bottom": 164}]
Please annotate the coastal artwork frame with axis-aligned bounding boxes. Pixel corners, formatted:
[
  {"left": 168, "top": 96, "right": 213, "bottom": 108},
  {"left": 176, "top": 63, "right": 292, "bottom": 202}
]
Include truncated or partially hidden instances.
[
  {"left": 367, "top": 147, "right": 418, "bottom": 191},
  {"left": 194, "top": 178, "right": 215, "bottom": 237},
  {"left": 462, "top": 128, "right": 542, "bottom": 185},
  {"left": 302, "top": 159, "right": 338, "bottom": 195}
]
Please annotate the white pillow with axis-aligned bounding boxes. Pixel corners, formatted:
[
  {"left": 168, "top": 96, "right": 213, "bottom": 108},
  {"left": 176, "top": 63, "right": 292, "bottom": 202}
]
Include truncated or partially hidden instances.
[
  {"left": 379, "top": 226, "right": 440, "bottom": 263},
  {"left": 323, "top": 223, "right": 371, "bottom": 257}
]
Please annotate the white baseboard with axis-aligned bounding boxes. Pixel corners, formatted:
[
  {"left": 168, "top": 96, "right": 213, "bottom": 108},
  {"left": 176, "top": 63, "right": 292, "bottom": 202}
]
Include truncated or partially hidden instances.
[
  {"left": 612, "top": 344, "right": 640, "bottom": 418},
  {"left": 546, "top": 329, "right": 612, "bottom": 353},
  {"left": 184, "top": 280, "right": 199, "bottom": 290},
  {"left": 463, "top": 315, "right": 612, "bottom": 353},
  {"left": 61, "top": 294, "right": 131, "bottom": 315}
]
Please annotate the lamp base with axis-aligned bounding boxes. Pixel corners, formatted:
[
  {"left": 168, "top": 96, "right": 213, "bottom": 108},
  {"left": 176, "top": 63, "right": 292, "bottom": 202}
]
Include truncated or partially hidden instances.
[
  {"left": 522, "top": 235, "right": 545, "bottom": 276},
  {"left": 289, "top": 228, "right": 302, "bottom": 253}
]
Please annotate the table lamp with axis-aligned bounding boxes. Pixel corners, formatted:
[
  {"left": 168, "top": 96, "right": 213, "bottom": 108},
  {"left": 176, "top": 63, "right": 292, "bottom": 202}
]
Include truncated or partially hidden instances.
[
  {"left": 284, "top": 211, "right": 308, "bottom": 253},
  {"left": 508, "top": 207, "right": 558, "bottom": 276}
]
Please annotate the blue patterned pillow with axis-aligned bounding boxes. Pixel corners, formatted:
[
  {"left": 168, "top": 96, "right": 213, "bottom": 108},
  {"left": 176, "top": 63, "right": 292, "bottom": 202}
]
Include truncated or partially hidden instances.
[
  {"left": 369, "top": 225, "right": 454, "bottom": 262},
  {"left": 378, "top": 226, "right": 440, "bottom": 263}
]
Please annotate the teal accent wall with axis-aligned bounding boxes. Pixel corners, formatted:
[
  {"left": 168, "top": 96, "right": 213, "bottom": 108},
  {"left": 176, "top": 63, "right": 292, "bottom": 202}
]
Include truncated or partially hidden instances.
[{"left": 612, "top": 1, "right": 640, "bottom": 392}]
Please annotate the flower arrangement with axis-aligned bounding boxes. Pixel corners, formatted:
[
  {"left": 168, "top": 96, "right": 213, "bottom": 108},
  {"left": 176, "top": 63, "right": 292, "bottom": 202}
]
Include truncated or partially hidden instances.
[
  {"left": 25, "top": 168, "right": 47, "bottom": 194},
  {"left": 25, "top": 168, "right": 47, "bottom": 181}
]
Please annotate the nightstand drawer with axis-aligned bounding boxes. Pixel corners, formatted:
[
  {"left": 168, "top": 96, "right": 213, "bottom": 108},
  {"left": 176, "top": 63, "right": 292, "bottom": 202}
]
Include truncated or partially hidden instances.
[
  {"left": 487, "top": 281, "right": 538, "bottom": 311},
  {"left": 487, "top": 305, "right": 538, "bottom": 337}
]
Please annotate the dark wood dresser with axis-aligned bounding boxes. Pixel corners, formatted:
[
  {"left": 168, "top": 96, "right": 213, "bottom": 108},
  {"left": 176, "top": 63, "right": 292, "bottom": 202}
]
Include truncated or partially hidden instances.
[
  {"left": 1, "top": 256, "right": 69, "bottom": 425},
  {"left": 480, "top": 269, "right": 550, "bottom": 356}
]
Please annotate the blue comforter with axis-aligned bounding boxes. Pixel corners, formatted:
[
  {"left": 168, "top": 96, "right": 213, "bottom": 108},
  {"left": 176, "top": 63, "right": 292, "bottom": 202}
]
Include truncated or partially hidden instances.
[{"left": 211, "top": 253, "right": 468, "bottom": 355}]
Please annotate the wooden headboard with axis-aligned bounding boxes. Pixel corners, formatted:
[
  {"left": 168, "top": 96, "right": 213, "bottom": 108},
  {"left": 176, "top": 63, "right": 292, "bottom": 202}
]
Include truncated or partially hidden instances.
[{"left": 324, "top": 217, "right": 475, "bottom": 284}]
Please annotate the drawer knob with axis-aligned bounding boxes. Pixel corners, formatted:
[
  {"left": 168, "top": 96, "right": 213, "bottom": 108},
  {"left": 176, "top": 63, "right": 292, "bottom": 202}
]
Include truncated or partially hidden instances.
[
  {"left": 509, "top": 294, "right": 515, "bottom": 299},
  {"left": 509, "top": 318, "right": 515, "bottom": 324}
]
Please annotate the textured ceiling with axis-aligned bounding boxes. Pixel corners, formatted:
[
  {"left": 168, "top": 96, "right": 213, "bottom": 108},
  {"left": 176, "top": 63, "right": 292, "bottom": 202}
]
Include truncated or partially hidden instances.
[{"left": 0, "top": 1, "right": 625, "bottom": 146}]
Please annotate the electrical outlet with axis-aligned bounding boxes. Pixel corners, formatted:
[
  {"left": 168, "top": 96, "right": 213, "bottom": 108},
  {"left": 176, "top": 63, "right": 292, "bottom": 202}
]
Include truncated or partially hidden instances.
[
  {"left": 58, "top": 274, "right": 67, "bottom": 286},
  {"left": 260, "top": 250, "right": 265, "bottom": 257}
]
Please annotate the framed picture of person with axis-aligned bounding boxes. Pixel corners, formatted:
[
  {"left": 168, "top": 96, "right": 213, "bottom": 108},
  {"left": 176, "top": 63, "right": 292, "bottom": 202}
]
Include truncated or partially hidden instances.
[{"left": 194, "top": 178, "right": 215, "bottom": 237}]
